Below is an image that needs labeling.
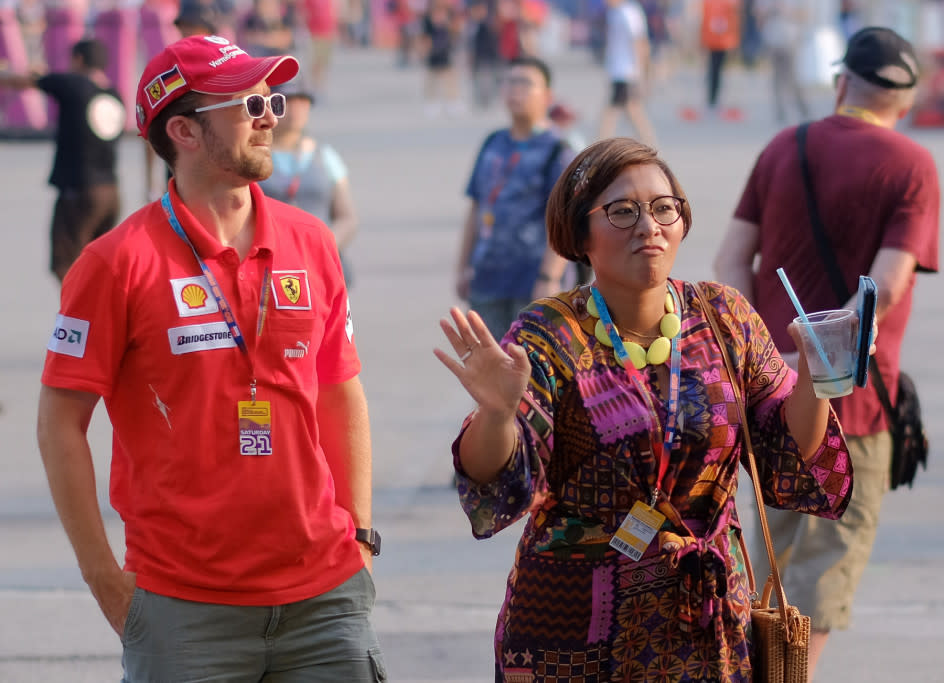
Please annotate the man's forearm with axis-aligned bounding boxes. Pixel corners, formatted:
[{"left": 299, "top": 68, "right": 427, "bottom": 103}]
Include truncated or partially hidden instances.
[
  {"left": 713, "top": 218, "right": 761, "bottom": 304},
  {"left": 37, "top": 390, "right": 121, "bottom": 588},
  {"left": 0, "top": 72, "right": 38, "bottom": 90},
  {"left": 636, "top": 39, "right": 651, "bottom": 82},
  {"left": 318, "top": 379, "right": 372, "bottom": 528},
  {"left": 456, "top": 203, "right": 478, "bottom": 274}
]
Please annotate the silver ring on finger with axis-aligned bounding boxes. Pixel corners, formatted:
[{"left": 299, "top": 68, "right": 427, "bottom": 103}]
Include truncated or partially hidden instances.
[{"left": 459, "top": 347, "right": 474, "bottom": 362}]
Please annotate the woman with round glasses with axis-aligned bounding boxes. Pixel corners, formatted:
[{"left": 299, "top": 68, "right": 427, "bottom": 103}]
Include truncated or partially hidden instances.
[{"left": 435, "top": 137, "right": 854, "bottom": 681}]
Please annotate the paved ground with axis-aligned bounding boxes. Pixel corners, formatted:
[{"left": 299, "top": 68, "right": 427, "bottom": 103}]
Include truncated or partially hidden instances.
[{"left": 1, "top": 43, "right": 943, "bottom": 682}]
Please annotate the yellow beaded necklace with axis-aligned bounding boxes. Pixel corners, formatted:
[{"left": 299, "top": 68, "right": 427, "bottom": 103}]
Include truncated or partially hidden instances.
[{"left": 586, "top": 287, "right": 681, "bottom": 370}]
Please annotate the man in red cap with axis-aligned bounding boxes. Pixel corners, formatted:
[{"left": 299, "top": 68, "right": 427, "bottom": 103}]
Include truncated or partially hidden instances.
[{"left": 36, "top": 35, "right": 385, "bottom": 681}]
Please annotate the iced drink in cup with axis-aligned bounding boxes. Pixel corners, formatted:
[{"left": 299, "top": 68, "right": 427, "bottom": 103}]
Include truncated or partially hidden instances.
[{"left": 793, "top": 310, "right": 857, "bottom": 399}]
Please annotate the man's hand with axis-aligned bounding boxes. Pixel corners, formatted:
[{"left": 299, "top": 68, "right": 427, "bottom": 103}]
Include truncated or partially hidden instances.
[
  {"left": 359, "top": 543, "right": 374, "bottom": 573},
  {"left": 89, "top": 569, "right": 137, "bottom": 637}
]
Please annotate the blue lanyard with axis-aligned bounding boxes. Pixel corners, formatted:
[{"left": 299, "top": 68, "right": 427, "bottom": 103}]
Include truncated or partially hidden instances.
[
  {"left": 161, "top": 193, "right": 271, "bottom": 394},
  {"left": 590, "top": 285, "right": 682, "bottom": 506}
]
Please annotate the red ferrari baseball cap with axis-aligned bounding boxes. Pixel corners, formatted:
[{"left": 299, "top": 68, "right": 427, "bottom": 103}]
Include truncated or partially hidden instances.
[{"left": 135, "top": 35, "right": 299, "bottom": 137}]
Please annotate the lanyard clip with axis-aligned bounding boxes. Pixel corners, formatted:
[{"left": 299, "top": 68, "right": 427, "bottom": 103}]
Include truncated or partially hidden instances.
[
  {"left": 250, "top": 378, "right": 257, "bottom": 404},
  {"left": 650, "top": 489, "right": 660, "bottom": 508}
]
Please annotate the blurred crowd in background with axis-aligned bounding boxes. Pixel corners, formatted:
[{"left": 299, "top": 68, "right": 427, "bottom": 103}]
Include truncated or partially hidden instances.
[{"left": 3, "top": 1, "right": 944, "bottom": 135}]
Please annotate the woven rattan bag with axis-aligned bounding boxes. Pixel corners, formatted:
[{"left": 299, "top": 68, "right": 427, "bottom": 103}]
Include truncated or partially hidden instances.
[
  {"left": 750, "top": 575, "right": 811, "bottom": 682},
  {"left": 694, "top": 283, "right": 811, "bottom": 683}
]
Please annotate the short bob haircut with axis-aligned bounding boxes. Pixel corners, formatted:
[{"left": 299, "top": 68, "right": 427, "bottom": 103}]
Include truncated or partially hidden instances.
[{"left": 546, "top": 138, "right": 693, "bottom": 266}]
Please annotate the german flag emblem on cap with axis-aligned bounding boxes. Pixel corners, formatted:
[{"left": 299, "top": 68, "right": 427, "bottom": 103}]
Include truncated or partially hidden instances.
[{"left": 143, "top": 65, "right": 187, "bottom": 109}]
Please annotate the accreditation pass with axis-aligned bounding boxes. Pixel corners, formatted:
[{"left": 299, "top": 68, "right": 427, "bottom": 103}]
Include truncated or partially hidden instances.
[
  {"left": 610, "top": 500, "right": 666, "bottom": 561},
  {"left": 238, "top": 400, "right": 273, "bottom": 456}
]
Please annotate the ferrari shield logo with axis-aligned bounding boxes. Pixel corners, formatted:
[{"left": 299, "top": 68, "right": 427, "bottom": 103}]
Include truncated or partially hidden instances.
[
  {"left": 280, "top": 276, "right": 301, "bottom": 304},
  {"left": 271, "top": 269, "right": 311, "bottom": 310},
  {"left": 148, "top": 81, "right": 163, "bottom": 102}
]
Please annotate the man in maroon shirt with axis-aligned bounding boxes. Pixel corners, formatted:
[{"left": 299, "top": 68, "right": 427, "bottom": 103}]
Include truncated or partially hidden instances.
[{"left": 714, "top": 26, "right": 939, "bottom": 677}]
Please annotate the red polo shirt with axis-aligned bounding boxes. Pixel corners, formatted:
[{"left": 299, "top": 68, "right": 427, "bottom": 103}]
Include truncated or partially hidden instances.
[{"left": 42, "top": 181, "right": 364, "bottom": 605}]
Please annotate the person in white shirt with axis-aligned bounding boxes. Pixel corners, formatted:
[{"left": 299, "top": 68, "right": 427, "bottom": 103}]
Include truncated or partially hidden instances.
[
  {"left": 597, "top": 0, "right": 656, "bottom": 143},
  {"left": 755, "top": 0, "right": 810, "bottom": 123}
]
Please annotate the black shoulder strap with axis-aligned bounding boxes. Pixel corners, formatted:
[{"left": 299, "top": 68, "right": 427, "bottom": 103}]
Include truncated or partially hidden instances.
[
  {"left": 797, "top": 123, "right": 849, "bottom": 304},
  {"left": 796, "top": 123, "right": 896, "bottom": 419},
  {"left": 479, "top": 129, "right": 502, "bottom": 156},
  {"left": 542, "top": 139, "right": 565, "bottom": 184}
]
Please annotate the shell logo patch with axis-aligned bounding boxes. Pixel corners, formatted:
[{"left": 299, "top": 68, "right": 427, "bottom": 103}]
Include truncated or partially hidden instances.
[
  {"left": 271, "top": 270, "right": 311, "bottom": 310},
  {"left": 170, "top": 275, "right": 219, "bottom": 318},
  {"left": 181, "top": 283, "right": 208, "bottom": 309}
]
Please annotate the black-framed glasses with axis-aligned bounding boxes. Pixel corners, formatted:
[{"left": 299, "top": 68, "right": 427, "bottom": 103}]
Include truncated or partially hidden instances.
[
  {"left": 192, "top": 93, "right": 286, "bottom": 119},
  {"left": 587, "top": 195, "right": 685, "bottom": 229}
]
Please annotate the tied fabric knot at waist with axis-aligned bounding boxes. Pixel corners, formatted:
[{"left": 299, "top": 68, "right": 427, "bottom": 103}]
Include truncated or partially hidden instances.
[{"left": 662, "top": 499, "right": 735, "bottom": 641}]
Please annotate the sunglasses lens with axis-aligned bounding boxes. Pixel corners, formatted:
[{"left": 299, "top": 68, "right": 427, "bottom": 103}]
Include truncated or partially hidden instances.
[
  {"left": 245, "top": 95, "right": 265, "bottom": 117},
  {"left": 270, "top": 93, "right": 286, "bottom": 118}
]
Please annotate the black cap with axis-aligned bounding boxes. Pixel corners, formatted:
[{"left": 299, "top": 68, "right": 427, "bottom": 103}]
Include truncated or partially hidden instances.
[{"left": 840, "top": 26, "right": 919, "bottom": 90}]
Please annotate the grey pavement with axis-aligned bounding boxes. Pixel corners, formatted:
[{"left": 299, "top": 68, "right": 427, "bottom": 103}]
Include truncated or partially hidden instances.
[{"left": 2, "top": 44, "right": 943, "bottom": 682}]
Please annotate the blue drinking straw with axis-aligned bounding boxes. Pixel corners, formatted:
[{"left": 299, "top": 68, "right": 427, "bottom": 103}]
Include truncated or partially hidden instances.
[{"left": 776, "top": 267, "right": 843, "bottom": 392}]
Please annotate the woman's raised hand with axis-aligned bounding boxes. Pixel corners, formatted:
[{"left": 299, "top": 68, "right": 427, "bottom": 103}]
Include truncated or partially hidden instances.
[{"left": 434, "top": 307, "right": 532, "bottom": 419}]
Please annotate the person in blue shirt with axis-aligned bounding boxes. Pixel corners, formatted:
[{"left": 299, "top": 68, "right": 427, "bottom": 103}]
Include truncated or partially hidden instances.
[{"left": 456, "top": 56, "right": 575, "bottom": 340}]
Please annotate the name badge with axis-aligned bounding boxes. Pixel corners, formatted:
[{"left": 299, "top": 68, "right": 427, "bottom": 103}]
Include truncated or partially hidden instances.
[
  {"left": 238, "top": 401, "right": 273, "bottom": 456},
  {"left": 610, "top": 500, "right": 666, "bottom": 561}
]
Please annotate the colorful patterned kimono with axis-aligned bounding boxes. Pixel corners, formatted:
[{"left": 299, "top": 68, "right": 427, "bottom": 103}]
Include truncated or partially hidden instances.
[{"left": 453, "top": 280, "right": 853, "bottom": 682}]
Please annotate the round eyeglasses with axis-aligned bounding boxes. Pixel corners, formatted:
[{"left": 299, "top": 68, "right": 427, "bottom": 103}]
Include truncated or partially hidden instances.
[
  {"left": 191, "top": 93, "right": 286, "bottom": 119},
  {"left": 587, "top": 196, "right": 685, "bottom": 230}
]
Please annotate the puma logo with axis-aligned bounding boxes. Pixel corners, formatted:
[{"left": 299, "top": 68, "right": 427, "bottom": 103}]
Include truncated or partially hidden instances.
[{"left": 284, "top": 340, "right": 310, "bottom": 359}]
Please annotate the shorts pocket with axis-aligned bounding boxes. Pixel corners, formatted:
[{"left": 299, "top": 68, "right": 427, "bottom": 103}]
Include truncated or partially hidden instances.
[
  {"left": 362, "top": 567, "right": 377, "bottom": 604},
  {"left": 368, "top": 646, "right": 387, "bottom": 681},
  {"left": 120, "top": 587, "right": 144, "bottom": 646}
]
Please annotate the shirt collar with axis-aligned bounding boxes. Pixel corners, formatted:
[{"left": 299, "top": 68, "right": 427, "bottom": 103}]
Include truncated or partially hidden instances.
[{"left": 166, "top": 179, "right": 274, "bottom": 260}]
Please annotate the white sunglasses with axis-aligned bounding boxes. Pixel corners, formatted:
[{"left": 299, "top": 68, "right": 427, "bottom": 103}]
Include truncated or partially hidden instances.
[{"left": 192, "top": 93, "right": 286, "bottom": 119}]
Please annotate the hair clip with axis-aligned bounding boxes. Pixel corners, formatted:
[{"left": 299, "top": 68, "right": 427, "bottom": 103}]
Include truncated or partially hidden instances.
[{"left": 572, "top": 159, "right": 593, "bottom": 197}]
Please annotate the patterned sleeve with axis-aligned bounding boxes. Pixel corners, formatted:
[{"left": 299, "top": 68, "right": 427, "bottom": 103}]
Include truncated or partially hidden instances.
[
  {"left": 706, "top": 282, "right": 852, "bottom": 520},
  {"left": 452, "top": 304, "right": 569, "bottom": 538}
]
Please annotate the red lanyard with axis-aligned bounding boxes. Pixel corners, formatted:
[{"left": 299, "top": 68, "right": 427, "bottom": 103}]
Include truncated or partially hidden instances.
[{"left": 485, "top": 147, "right": 522, "bottom": 207}]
